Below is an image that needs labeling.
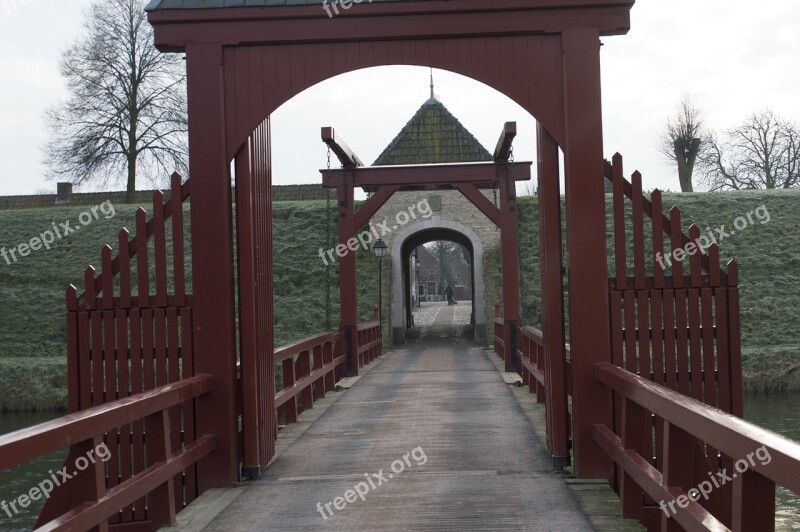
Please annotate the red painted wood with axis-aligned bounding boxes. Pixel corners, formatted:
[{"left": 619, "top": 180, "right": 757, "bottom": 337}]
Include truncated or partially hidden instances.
[
  {"left": 631, "top": 172, "right": 645, "bottom": 289},
  {"left": 102, "top": 246, "right": 114, "bottom": 310},
  {"left": 662, "top": 291, "right": 677, "bottom": 392},
  {"left": 171, "top": 174, "right": 186, "bottom": 307},
  {"left": 688, "top": 290, "right": 703, "bottom": 401},
  {"left": 612, "top": 154, "right": 627, "bottom": 290},
  {"left": 115, "top": 310, "right": 133, "bottom": 521},
  {"left": 185, "top": 43, "right": 239, "bottom": 489},
  {"left": 675, "top": 291, "right": 689, "bottom": 396},
  {"left": 651, "top": 190, "right": 665, "bottom": 289},
  {"left": 669, "top": 207, "right": 683, "bottom": 289},
  {"left": 136, "top": 210, "right": 149, "bottom": 308},
  {"left": 562, "top": 28, "right": 612, "bottom": 478}
]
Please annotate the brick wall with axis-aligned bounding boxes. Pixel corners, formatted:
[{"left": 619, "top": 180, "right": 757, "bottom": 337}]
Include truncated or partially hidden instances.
[{"left": 0, "top": 184, "right": 329, "bottom": 210}]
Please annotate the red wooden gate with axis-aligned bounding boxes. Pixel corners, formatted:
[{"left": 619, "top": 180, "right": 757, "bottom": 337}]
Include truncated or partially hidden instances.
[
  {"left": 605, "top": 153, "right": 744, "bottom": 524},
  {"left": 39, "top": 174, "right": 198, "bottom": 529}
]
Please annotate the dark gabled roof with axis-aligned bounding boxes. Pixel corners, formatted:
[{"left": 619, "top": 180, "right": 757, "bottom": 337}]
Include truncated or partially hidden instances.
[
  {"left": 373, "top": 98, "right": 492, "bottom": 166},
  {"left": 146, "top": 0, "right": 414, "bottom": 10}
]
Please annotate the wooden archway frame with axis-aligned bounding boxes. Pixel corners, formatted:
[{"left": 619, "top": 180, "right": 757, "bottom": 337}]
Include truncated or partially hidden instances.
[{"left": 148, "top": 0, "right": 633, "bottom": 487}]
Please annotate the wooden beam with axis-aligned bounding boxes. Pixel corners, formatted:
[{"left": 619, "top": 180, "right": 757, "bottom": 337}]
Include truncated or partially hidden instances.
[
  {"left": 354, "top": 186, "right": 400, "bottom": 229},
  {"left": 321, "top": 162, "right": 532, "bottom": 190},
  {"left": 322, "top": 127, "right": 364, "bottom": 168},
  {"left": 453, "top": 183, "right": 501, "bottom": 228},
  {"left": 494, "top": 122, "right": 517, "bottom": 162}
]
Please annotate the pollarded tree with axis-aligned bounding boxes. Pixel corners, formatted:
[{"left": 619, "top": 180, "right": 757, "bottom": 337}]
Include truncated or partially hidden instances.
[
  {"left": 659, "top": 97, "right": 710, "bottom": 193},
  {"left": 701, "top": 110, "right": 800, "bottom": 190},
  {"left": 44, "top": 0, "right": 188, "bottom": 203}
]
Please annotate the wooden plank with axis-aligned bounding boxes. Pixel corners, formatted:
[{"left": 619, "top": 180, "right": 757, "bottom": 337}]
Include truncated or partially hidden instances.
[
  {"left": 727, "top": 261, "right": 744, "bottom": 417},
  {"left": 103, "top": 310, "right": 120, "bottom": 522},
  {"left": 115, "top": 310, "right": 133, "bottom": 521},
  {"left": 167, "top": 308, "right": 183, "bottom": 507},
  {"left": 688, "top": 225, "right": 703, "bottom": 288},
  {"left": 669, "top": 207, "right": 683, "bottom": 289},
  {"left": 85, "top": 266, "right": 97, "bottom": 311},
  {"left": 662, "top": 290, "right": 677, "bottom": 392},
  {"left": 675, "top": 290, "right": 689, "bottom": 396},
  {"left": 129, "top": 309, "right": 146, "bottom": 521},
  {"left": 91, "top": 312, "right": 104, "bottom": 406},
  {"left": 623, "top": 291, "right": 636, "bottom": 373},
  {"left": 180, "top": 308, "right": 198, "bottom": 502},
  {"left": 637, "top": 291, "right": 650, "bottom": 381},
  {"left": 612, "top": 153, "right": 626, "bottom": 290},
  {"left": 155, "top": 310, "right": 168, "bottom": 388},
  {"left": 136, "top": 209, "right": 150, "bottom": 308},
  {"left": 153, "top": 192, "right": 167, "bottom": 308},
  {"left": 118, "top": 230, "right": 132, "bottom": 309},
  {"left": 102, "top": 246, "right": 114, "bottom": 310},
  {"left": 715, "top": 289, "right": 732, "bottom": 414},
  {"left": 66, "top": 288, "right": 81, "bottom": 413},
  {"left": 631, "top": 171, "right": 646, "bottom": 289},
  {"left": 651, "top": 190, "right": 665, "bottom": 289},
  {"left": 171, "top": 174, "right": 186, "bottom": 307},
  {"left": 688, "top": 290, "right": 703, "bottom": 401},
  {"left": 78, "top": 311, "right": 92, "bottom": 410}
]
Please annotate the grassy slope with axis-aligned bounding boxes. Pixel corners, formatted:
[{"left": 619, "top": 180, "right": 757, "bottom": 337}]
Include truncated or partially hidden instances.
[
  {"left": 0, "top": 189, "right": 797, "bottom": 409},
  {"left": 0, "top": 200, "right": 381, "bottom": 410},
  {"left": 486, "top": 189, "right": 800, "bottom": 392}
]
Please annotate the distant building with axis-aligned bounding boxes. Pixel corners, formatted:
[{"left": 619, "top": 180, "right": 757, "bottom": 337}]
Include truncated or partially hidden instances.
[{"left": 370, "top": 90, "right": 499, "bottom": 344}]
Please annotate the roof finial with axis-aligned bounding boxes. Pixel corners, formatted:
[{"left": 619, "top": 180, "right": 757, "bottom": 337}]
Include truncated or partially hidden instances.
[{"left": 430, "top": 67, "right": 435, "bottom": 101}]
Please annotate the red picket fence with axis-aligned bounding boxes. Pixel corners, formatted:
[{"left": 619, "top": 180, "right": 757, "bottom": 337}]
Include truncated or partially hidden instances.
[
  {"left": 606, "top": 154, "right": 743, "bottom": 528},
  {"left": 60, "top": 173, "right": 193, "bottom": 527}
]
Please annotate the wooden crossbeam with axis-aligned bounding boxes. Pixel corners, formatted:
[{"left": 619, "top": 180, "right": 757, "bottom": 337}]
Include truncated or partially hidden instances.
[
  {"left": 321, "top": 161, "right": 531, "bottom": 190},
  {"left": 321, "top": 127, "right": 364, "bottom": 168},
  {"left": 453, "top": 183, "right": 501, "bottom": 227},
  {"left": 494, "top": 122, "right": 517, "bottom": 162}
]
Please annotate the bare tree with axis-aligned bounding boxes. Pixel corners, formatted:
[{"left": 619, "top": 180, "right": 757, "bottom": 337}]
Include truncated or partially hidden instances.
[
  {"left": 44, "top": 0, "right": 188, "bottom": 203},
  {"left": 659, "top": 97, "right": 709, "bottom": 192},
  {"left": 701, "top": 111, "right": 800, "bottom": 190}
]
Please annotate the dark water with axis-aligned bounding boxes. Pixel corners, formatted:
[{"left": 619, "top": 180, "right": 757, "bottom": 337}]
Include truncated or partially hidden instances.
[
  {"left": 0, "top": 396, "right": 799, "bottom": 530},
  {"left": 0, "top": 411, "right": 67, "bottom": 531},
  {"left": 744, "top": 394, "right": 800, "bottom": 531}
]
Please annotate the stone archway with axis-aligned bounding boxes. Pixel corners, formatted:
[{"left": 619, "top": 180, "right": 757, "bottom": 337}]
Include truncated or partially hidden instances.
[{"left": 391, "top": 218, "right": 486, "bottom": 346}]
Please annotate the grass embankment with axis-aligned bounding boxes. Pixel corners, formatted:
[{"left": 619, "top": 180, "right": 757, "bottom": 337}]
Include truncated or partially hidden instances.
[
  {"left": 486, "top": 190, "right": 800, "bottom": 393},
  {"left": 0, "top": 189, "right": 797, "bottom": 410},
  {"left": 0, "top": 200, "right": 381, "bottom": 411}
]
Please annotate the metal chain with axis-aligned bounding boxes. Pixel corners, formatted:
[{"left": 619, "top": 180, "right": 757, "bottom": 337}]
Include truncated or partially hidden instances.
[{"left": 325, "top": 146, "right": 333, "bottom": 331}]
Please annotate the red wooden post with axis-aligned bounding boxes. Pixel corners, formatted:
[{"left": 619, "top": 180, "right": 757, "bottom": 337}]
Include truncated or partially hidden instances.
[
  {"left": 235, "top": 141, "right": 263, "bottom": 479},
  {"left": 185, "top": 43, "right": 239, "bottom": 489},
  {"left": 733, "top": 469, "right": 775, "bottom": 531},
  {"left": 620, "top": 398, "right": 647, "bottom": 519},
  {"left": 661, "top": 421, "right": 695, "bottom": 532},
  {"left": 562, "top": 29, "right": 613, "bottom": 478},
  {"left": 338, "top": 178, "right": 360, "bottom": 376},
  {"left": 499, "top": 168, "right": 521, "bottom": 372},
  {"left": 537, "top": 123, "right": 570, "bottom": 467},
  {"left": 145, "top": 410, "right": 177, "bottom": 527}
]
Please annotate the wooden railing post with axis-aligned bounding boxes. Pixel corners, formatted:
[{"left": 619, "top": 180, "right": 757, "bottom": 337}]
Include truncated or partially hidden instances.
[
  {"left": 620, "top": 398, "right": 648, "bottom": 519},
  {"left": 297, "top": 350, "right": 312, "bottom": 412},
  {"left": 661, "top": 421, "right": 695, "bottom": 532},
  {"left": 282, "top": 358, "right": 298, "bottom": 424},
  {"left": 145, "top": 410, "right": 176, "bottom": 528},
  {"left": 733, "top": 470, "right": 775, "bottom": 531}
]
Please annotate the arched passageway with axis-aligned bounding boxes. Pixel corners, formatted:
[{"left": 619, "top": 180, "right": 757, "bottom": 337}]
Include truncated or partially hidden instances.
[{"left": 391, "top": 220, "right": 486, "bottom": 345}]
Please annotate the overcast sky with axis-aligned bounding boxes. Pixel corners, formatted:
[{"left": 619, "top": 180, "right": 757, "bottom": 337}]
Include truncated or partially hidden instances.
[{"left": 0, "top": 0, "right": 798, "bottom": 197}]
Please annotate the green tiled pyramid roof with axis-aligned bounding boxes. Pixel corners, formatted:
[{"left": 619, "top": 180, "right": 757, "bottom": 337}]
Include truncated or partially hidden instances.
[{"left": 373, "top": 98, "right": 492, "bottom": 166}]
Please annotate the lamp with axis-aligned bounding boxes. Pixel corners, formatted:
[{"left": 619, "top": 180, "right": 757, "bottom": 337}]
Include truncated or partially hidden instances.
[{"left": 373, "top": 239, "right": 387, "bottom": 327}]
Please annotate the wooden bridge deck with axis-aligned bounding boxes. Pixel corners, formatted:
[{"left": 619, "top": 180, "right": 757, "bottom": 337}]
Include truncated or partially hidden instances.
[{"left": 182, "top": 344, "right": 599, "bottom": 531}]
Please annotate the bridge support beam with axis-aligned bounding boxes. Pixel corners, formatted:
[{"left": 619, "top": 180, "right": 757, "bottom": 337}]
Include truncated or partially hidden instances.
[
  {"left": 562, "top": 29, "right": 613, "bottom": 479},
  {"left": 186, "top": 43, "right": 239, "bottom": 489},
  {"left": 499, "top": 167, "right": 521, "bottom": 372},
  {"left": 537, "top": 123, "right": 570, "bottom": 467},
  {"left": 336, "top": 176, "right": 360, "bottom": 376}
]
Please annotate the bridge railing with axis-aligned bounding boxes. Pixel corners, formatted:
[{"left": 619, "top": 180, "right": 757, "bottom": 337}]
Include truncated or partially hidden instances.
[
  {"left": 274, "top": 332, "right": 346, "bottom": 425},
  {"left": 0, "top": 376, "right": 214, "bottom": 532},
  {"left": 595, "top": 362, "right": 800, "bottom": 531}
]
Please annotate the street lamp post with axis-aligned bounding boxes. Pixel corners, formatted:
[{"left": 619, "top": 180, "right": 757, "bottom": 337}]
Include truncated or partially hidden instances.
[
  {"left": 373, "top": 239, "right": 388, "bottom": 328},
  {"left": 414, "top": 249, "right": 421, "bottom": 307}
]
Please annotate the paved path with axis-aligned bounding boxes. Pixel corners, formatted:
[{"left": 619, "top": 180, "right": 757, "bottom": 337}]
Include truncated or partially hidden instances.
[
  {"left": 407, "top": 301, "right": 474, "bottom": 345},
  {"left": 200, "top": 345, "right": 594, "bottom": 531}
]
